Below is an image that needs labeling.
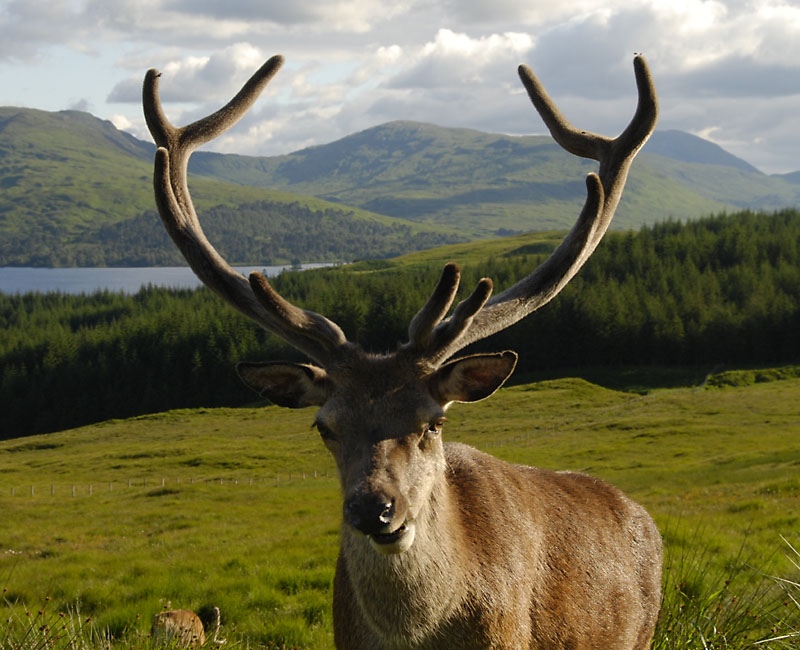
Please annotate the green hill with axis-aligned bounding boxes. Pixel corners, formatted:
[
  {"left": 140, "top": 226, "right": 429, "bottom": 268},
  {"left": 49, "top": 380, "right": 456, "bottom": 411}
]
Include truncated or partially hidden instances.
[
  {"left": 0, "top": 108, "right": 461, "bottom": 266},
  {"left": 189, "top": 121, "right": 800, "bottom": 234},
  {"left": 3, "top": 108, "right": 800, "bottom": 266},
  {"left": 643, "top": 129, "right": 761, "bottom": 172},
  {"left": 642, "top": 131, "right": 800, "bottom": 212}
]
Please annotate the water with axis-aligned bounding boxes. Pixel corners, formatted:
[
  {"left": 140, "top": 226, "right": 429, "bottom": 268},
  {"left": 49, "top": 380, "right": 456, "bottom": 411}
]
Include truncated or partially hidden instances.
[{"left": 0, "top": 264, "right": 329, "bottom": 295}]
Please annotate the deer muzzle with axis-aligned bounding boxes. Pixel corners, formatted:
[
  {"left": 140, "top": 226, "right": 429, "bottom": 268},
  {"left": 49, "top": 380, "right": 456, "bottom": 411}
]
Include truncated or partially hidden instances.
[{"left": 344, "top": 491, "right": 415, "bottom": 554}]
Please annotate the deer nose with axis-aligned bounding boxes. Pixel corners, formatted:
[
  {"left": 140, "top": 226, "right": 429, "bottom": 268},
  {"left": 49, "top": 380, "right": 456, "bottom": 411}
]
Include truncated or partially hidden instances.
[{"left": 345, "top": 493, "right": 396, "bottom": 535}]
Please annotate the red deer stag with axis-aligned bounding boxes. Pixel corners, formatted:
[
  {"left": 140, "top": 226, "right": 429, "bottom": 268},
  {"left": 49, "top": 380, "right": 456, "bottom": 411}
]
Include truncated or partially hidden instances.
[{"left": 143, "top": 54, "right": 661, "bottom": 650}]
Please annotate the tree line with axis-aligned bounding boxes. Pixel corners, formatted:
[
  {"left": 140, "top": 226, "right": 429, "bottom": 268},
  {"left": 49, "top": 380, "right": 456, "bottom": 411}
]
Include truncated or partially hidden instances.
[
  {"left": 1, "top": 208, "right": 798, "bottom": 439},
  {"left": 0, "top": 200, "right": 463, "bottom": 267}
]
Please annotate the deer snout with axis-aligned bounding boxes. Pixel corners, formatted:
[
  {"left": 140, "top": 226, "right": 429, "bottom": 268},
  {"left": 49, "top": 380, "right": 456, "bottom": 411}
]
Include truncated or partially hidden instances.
[{"left": 345, "top": 491, "right": 406, "bottom": 536}]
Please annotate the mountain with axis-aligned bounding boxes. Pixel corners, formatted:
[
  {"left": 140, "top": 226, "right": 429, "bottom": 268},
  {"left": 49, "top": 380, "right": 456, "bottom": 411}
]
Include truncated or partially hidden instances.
[
  {"left": 0, "top": 108, "right": 460, "bottom": 266},
  {"left": 643, "top": 129, "right": 761, "bottom": 173},
  {"left": 639, "top": 130, "right": 800, "bottom": 214},
  {"left": 189, "top": 121, "right": 800, "bottom": 235},
  {"left": 2, "top": 108, "right": 799, "bottom": 267},
  {"left": 774, "top": 171, "right": 800, "bottom": 185}
]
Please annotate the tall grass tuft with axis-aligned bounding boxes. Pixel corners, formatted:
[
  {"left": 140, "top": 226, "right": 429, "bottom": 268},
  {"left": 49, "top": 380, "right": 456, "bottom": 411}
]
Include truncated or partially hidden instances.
[
  {"left": 654, "top": 530, "right": 800, "bottom": 649},
  {"left": 0, "top": 598, "right": 118, "bottom": 650},
  {"left": 0, "top": 596, "right": 238, "bottom": 650}
]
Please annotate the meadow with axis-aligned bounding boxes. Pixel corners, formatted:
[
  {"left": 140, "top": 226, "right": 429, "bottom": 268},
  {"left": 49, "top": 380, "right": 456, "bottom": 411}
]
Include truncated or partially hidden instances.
[{"left": 1, "top": 368, "right": 799, "bottom": 648}]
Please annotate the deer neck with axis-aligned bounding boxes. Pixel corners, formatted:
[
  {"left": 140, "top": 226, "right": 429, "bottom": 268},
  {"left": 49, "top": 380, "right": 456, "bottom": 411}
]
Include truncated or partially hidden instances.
[{"left": 339, "top": 475, "right": 469, "bottom": 646}]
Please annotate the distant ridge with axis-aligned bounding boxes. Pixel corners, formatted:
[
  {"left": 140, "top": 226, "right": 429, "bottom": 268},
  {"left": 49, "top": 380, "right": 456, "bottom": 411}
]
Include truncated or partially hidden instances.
[
  {"left": 191, "top": 120, "right": 800, "bottom": 232},
  {"left": 775, "top": 171, "right": 800, "bottom": 184},
  {"left": 643, "top": 129, "right": 762, "bottom": 174},
  {"left": 0, "top": 108, "right": 458, "bottom": 267},
  {"left": 1, "top": 107, "right": 799, "bottom": 266},
  {"left": 0, "top": 107, "right": 155, "bottom": 161}
]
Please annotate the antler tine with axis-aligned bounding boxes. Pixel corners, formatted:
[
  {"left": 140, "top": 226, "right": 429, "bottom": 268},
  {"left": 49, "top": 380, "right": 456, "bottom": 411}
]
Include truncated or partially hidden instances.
[
  {"left": 615, "top": 56, "right": 660, "bottom": 164},
  {"left": 426, "top": 55, "right": 657, "bottom": 364},
  {"left": 144, "top": 55, "right": 285, "bottom": 154},
  {"left": 144, "top": 57, "right": 348, "bottom": 365},
  {"left": 248, "top": 272, "right": 349, "bottom": 353},
  {"left": 516, "top": 64, "right": 609, "bottom": 162},
  {"left": 426, "top": 275, "right": 493, "bottom": 363},
  {"left": 407, "top": 263, "right": 461, "bottom": 348},
  {"left": 405, "top": 263, "right": 494, "bottom": 362}
]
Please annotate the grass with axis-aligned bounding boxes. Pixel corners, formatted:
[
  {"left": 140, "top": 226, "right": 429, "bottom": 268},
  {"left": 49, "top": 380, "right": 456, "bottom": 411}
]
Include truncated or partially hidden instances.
[
  {"left": 0, "top": 371, "right": 798, "bottom": 648},
  {"left": 653, "top": 532, "right": 800, "bottom": 649}
]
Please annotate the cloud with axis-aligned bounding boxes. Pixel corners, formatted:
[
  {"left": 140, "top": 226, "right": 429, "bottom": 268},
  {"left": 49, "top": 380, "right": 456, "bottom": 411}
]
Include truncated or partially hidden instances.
[
  {"left": 3, "top": 0, "right": 800, "bottom": 172},
  {"left": 68, "top": 98, "right": 93, "bottom": 112},
  {"left": 165, "top": 0, "right": 412, "bottom": 32},
  {"left": 108, "top": 42, "right": 270, "bottom": 103},
  {"left": 665, "top": 57, "right": 800, "bottom": 98},
  {"left": 110, "top": 113, "right": 134, "bottom": 130},
  {"left": 0, "top": 0, "right": 86, "bottom": 61},
  {"left": 165, "top": 0, "right": 321, "bottom": 24},
  {"left": 386, "top": 29, "right": 534, "bottom": 90}
]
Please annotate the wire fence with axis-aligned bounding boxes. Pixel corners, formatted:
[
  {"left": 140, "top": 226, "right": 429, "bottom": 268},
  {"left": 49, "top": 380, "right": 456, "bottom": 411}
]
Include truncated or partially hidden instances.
[
  {"left": 0, "top": 395, "right": 656, "bottom": 500},
  {"left": 2, "top": 468, "right": 339, "bottom": 498}
]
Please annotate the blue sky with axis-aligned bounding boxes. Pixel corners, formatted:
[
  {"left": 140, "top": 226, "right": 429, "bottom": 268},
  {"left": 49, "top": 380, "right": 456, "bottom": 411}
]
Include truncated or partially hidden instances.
[{"left": 2, "top": 0, "right": 799, "bottom": 174}]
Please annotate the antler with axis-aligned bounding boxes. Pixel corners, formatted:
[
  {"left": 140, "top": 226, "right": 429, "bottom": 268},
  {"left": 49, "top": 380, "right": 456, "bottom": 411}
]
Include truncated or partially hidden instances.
[
  {"left": 142, "top": 55, "right": 348, "bottom": 365},
  {"left": 143, "top": 54, "right": 655, "bottom": 372},
  {"left": 406, "top": 55, "right": 658, "bottom": 366}
]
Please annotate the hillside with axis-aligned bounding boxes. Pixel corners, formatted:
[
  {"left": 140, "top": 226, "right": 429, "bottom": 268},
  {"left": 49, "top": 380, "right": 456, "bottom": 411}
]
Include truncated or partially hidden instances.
[
  {"left": 0, "top": 108, "right": 460, "bottom": 266},
  {"left": 189, "top": 121, "right": 800, "bottom": 233},
  {"left": 3, "top": 108, "right": 800, "bottom": 266}
]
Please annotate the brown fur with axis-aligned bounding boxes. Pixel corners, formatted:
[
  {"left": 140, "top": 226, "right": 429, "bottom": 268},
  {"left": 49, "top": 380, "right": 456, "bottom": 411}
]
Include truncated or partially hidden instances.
[
  {"left": 151, "top": 607, "right": 225, "bottom": 647},
  {"left": 151, "top": 610, "right": 205, "bottom": 647},
  {"left": 246, "top": 351, "right": 662, "bottom": 650}
]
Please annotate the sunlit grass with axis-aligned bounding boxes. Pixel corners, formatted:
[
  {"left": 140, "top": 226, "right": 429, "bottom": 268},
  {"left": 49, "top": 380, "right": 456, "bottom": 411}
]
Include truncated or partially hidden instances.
[{"left": 1, "top": 373, "right": 798, "bottom": 647}]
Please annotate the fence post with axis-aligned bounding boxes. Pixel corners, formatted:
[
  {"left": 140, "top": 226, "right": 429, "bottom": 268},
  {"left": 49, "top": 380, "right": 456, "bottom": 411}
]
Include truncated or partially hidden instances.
[
  {"left": 72, "top": 485, "right": 76, "bottom": 497},
  {"left": 51, "top": 484, "right": 55, "bottom": 496},
  {"left": 89, "top": 484, "right": 93, "bottom": 495}
]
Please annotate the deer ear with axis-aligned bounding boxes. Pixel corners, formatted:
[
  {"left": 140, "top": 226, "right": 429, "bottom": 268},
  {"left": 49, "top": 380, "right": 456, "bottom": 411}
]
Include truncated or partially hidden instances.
[
  {"left": 236, "top": 362, "right": 329, "bottom": 408},
  {"left": 432, "top": 351, "right": 518, "bottom": 404}
]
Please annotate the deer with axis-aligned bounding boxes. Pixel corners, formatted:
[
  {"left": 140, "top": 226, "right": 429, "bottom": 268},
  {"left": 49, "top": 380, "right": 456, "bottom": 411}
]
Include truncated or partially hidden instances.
[
  {"left": 151, "top": 606, "right": 225, "bottom": 647},
  {"left": 142, "top": 53, "right": 661, "bottom": 650}
]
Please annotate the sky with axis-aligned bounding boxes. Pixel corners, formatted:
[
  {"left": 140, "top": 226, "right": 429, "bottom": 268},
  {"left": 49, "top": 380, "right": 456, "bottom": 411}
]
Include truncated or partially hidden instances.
[{"left": 1, "top": 0, "right": 799, "bottom": 174}]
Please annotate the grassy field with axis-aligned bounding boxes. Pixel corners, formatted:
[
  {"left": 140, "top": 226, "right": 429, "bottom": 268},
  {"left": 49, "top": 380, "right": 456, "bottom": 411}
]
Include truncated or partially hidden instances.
[{"left": 1, "top": 370, "right": 798, "bottom": 648}]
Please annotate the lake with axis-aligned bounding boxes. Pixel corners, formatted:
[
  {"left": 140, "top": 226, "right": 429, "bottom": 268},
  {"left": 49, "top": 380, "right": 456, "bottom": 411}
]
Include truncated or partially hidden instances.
[{"left": 0, "top": 264, "right": 330, "bottom": 295}]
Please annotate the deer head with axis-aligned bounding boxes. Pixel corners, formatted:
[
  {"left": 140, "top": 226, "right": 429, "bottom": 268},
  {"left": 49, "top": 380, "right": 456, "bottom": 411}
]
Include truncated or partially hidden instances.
[{"left": 142, "top": 55, "right": 657, "bottom": 556}]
